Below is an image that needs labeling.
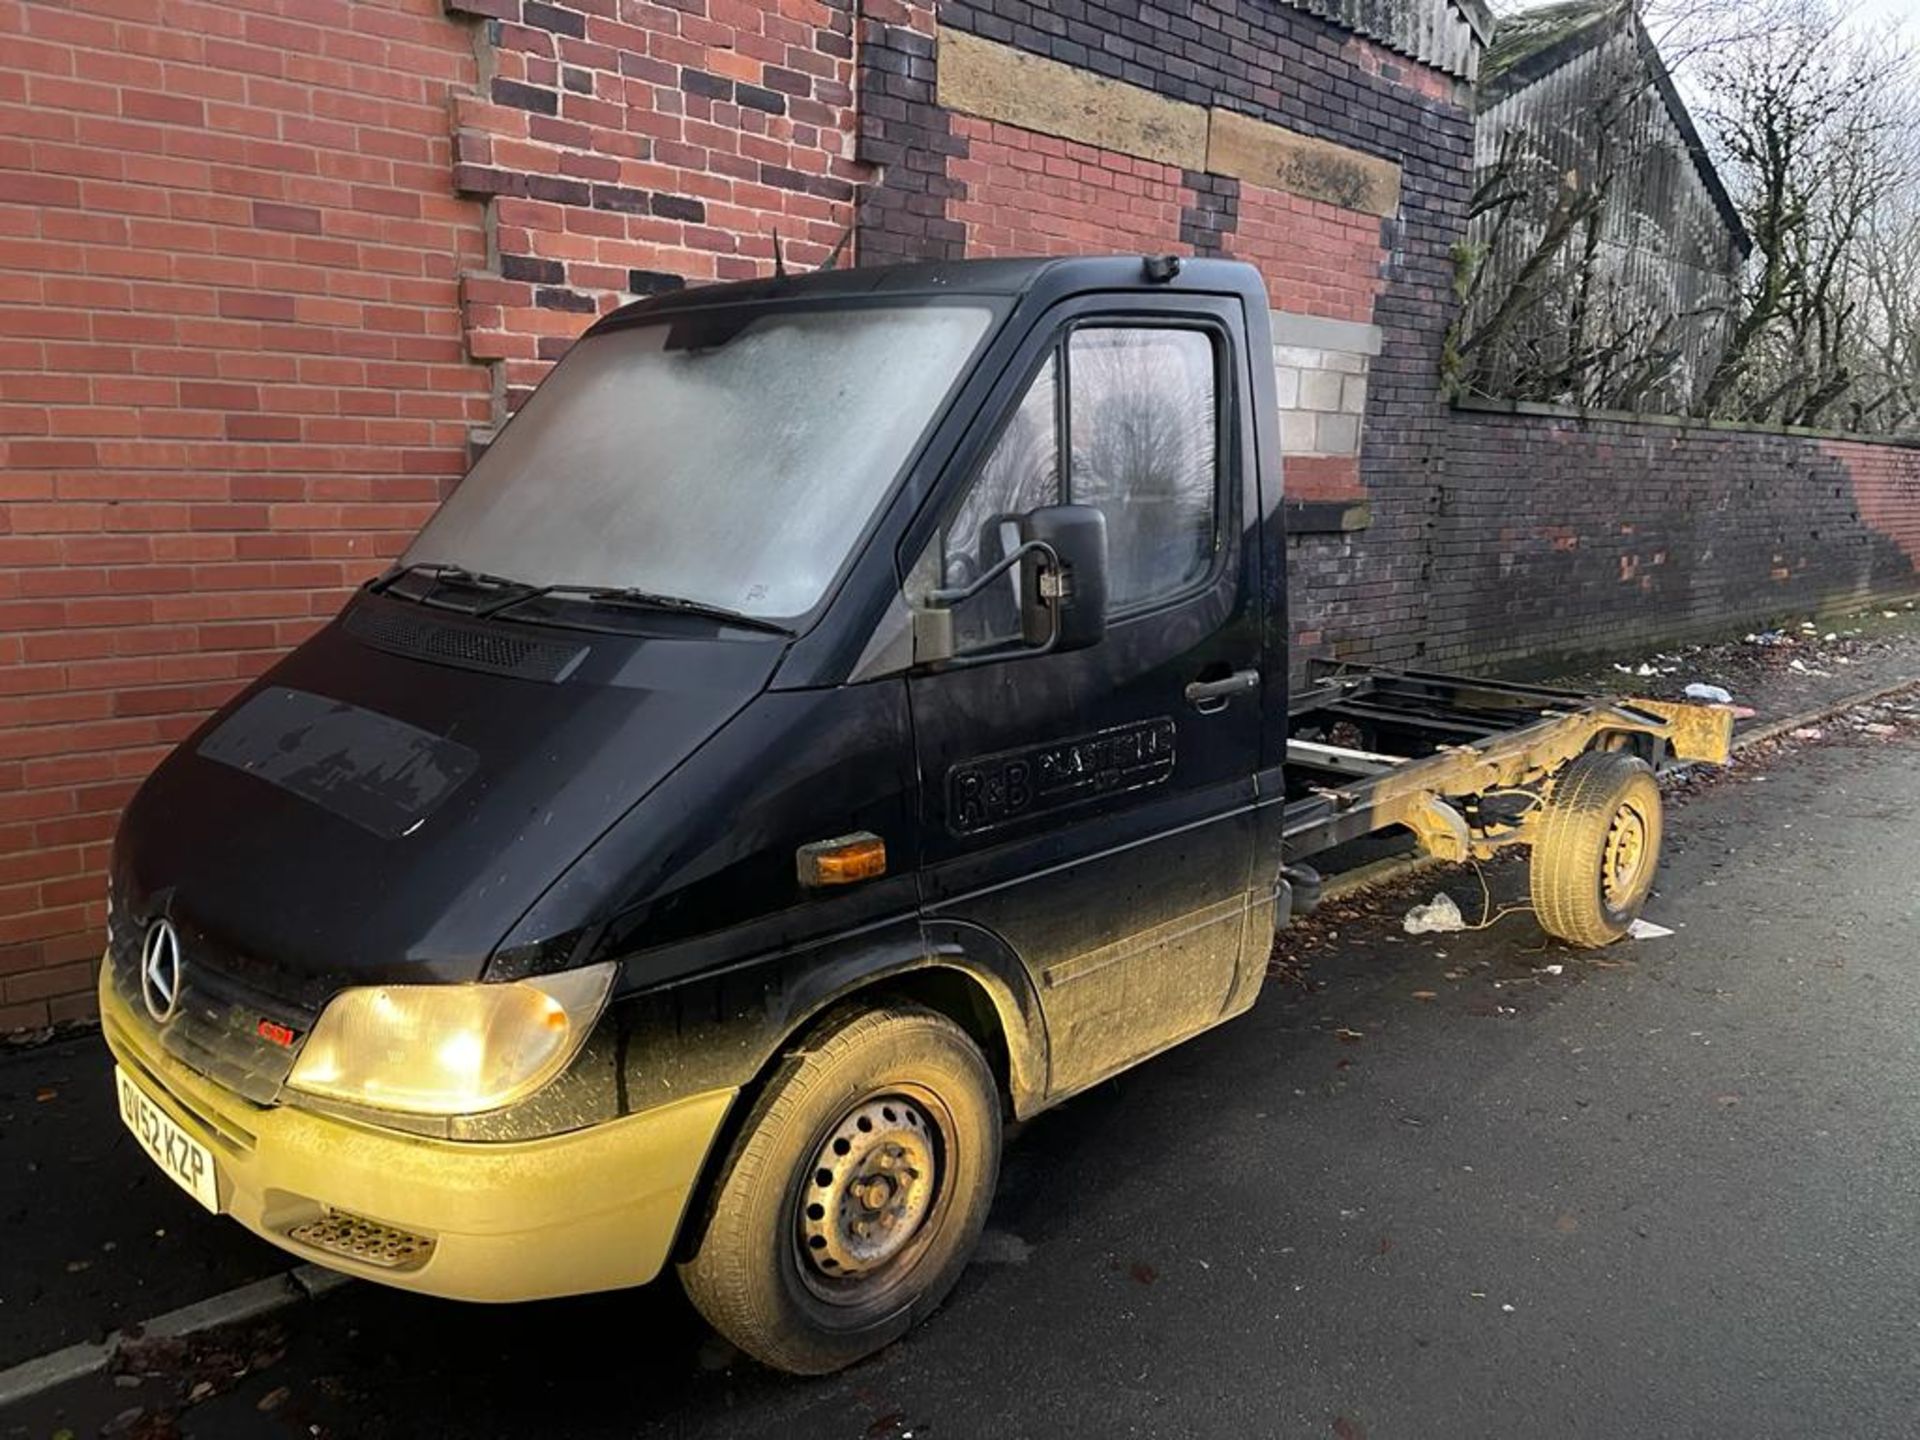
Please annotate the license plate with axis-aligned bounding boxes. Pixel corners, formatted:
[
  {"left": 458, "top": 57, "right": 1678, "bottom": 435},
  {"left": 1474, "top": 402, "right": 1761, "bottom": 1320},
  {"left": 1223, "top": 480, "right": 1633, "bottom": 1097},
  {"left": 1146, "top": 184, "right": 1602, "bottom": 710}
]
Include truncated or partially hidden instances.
[{"left": 115, "top": 1065, "right": 219, "bottom": 1213}]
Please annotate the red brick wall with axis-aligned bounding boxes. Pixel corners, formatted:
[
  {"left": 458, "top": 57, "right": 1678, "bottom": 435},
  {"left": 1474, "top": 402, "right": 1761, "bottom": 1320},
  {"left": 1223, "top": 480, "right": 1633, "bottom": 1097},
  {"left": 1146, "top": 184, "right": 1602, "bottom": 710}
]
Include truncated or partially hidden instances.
[
  {"left": 948, "top": 117, "right": 1186, "bottom": 256},
  {"left": 0, "top": 0, "right": 875, "bottom": 1029},
  {"left": 447, "top": 0, "right": 863, "bottom": 412},
  {"left": 0, "top": 0, "right": 491, "bottom": 1028},
  {"left": 1224, "top": 182, "right": 1386, "bottom": 326},
  {"left": 1843, "top": 437, "right": 1920, "bottom": 573}
]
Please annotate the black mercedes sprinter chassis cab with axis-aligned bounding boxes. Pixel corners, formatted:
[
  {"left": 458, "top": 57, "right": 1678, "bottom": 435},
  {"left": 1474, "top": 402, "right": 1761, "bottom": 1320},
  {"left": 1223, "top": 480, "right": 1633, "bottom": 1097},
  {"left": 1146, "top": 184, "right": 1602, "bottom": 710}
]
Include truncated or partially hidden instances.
[{"left": 103, "top": 255, "right": 1731, "bottom": 1374}]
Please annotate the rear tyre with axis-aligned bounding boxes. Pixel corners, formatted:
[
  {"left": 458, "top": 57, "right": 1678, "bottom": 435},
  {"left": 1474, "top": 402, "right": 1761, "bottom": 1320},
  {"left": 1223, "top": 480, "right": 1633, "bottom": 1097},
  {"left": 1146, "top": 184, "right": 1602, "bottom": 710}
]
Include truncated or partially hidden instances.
[
  {"left": 1529, "top": 750, "right": 1663, "bottom": 947},
  {"left": 678, "top": 1003, "right": 1002, "bottom": 1375}
]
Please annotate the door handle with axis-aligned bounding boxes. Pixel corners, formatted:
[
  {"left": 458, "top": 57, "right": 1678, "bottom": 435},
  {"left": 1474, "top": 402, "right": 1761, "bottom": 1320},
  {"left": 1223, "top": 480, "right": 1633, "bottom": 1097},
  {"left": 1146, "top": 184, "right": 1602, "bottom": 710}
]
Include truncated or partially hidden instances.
[{"left": 1185, "top": 668, "right": 1260, "bottom": 711}]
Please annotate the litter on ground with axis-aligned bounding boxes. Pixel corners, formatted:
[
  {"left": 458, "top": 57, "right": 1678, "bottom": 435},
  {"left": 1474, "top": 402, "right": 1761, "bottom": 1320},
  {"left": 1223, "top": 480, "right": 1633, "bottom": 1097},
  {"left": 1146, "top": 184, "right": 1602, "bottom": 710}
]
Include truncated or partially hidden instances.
[
  {"left": 1683, "top": 683, "right": 1733, "bottom": 703},
  {"left": 1403, "top": 893, "right": 1466, "bottom": 935},
  {"left": 1628, "top": 919, "right": 1675, "bottom": 940}
]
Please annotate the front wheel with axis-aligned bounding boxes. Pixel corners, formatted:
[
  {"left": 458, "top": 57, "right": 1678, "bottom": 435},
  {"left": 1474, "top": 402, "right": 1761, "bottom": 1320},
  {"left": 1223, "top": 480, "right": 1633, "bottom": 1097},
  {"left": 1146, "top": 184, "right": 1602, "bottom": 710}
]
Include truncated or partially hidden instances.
[
  {"left": 677, "top": 1003, "right": 1002, "bottom": 1375},
  {"left": 1529, "top": 750, "right": 1663, "bottom": 947}
]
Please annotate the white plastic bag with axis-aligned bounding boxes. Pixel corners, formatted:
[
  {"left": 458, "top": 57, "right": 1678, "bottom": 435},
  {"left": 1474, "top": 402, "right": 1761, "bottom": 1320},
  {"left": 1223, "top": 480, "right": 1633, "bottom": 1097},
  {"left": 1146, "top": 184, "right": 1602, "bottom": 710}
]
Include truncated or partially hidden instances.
[
  {"left": 1403, "top": 893, "right": 1465, "bottom": 935},
  {"left": 1683, "top": 683, "right": 1733, "bottom": 704}
]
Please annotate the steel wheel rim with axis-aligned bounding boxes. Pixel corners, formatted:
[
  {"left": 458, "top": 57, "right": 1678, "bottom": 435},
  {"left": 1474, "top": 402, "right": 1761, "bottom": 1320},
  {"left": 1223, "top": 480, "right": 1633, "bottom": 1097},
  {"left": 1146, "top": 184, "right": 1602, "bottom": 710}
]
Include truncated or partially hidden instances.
[
  {"left": 794, "top": 1090, "right": 947, "bottom": 1305},
  {"left": 1603, "top": 799, "right": 1650, "bottom": 905}
]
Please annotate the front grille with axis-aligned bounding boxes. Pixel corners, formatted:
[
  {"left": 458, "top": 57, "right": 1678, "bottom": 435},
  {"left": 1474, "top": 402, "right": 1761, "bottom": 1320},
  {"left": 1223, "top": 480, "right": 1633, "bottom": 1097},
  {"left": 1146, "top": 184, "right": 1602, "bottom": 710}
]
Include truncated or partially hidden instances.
[
  {"left": 106, "top": 912, "right": 304, "bottom": 1107},
  {"left": 287, "top": 1210, "right": 435, "bottom": 1271},
  {"left": 343, "top": 600, "right": 588, "bottom": 683}
]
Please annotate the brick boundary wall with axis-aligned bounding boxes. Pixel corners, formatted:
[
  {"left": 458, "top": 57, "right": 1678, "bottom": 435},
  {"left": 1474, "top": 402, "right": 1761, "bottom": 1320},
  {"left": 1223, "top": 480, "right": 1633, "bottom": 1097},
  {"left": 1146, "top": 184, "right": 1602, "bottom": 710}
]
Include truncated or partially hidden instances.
[{"left": 1408, "top": 406, "right": 1920, "bottom": 672}]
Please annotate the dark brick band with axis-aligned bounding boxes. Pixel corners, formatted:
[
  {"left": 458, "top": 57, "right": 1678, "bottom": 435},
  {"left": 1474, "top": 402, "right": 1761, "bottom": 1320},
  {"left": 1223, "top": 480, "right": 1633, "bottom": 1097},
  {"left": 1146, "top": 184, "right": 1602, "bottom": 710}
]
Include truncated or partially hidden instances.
[{"left": 1179, "top": 170, "right": 1240, "bottom": 257}]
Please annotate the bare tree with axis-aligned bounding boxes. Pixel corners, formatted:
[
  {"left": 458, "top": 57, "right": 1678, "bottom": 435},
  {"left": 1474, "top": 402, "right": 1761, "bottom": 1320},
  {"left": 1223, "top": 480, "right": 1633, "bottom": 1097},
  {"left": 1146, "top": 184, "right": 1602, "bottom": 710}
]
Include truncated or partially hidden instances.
[
  {"left": 1693, "top": 0, "right": 1919, "bottom": 429},
  {"left": 1850, "top": 185, "right": 1920, "bottom": 433}
]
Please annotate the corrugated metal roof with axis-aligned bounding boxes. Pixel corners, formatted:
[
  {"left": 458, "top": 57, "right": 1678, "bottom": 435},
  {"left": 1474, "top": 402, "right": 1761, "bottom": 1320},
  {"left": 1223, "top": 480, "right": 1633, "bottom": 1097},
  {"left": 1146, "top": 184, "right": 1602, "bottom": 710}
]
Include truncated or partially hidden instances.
[
  {"left": 1278, "top": 0, "right": 1493, "bottom": 82},
  {"left": 1463, "top": 10, "right": 1752, "bottom": 413},
  {"left": 1481, "top": 0, "right": 1625, "bottom": 89},
  {"left": 1476, "top": 2, "right": 1747, "bottom": 251}
]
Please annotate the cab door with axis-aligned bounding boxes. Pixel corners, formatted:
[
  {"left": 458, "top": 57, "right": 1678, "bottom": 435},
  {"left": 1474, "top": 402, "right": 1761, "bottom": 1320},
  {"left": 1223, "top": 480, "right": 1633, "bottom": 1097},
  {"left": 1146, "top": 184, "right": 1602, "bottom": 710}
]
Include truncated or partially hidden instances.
[{"left": 904, "top": 295, "right": 1266, "bottom": 1099}]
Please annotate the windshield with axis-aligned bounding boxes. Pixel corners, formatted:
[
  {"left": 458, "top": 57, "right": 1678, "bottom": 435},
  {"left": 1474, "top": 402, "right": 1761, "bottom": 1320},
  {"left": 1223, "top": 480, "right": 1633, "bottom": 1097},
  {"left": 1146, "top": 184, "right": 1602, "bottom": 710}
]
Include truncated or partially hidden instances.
[{"left": 403, "top": 303, "right": 994, "bottom": 620}]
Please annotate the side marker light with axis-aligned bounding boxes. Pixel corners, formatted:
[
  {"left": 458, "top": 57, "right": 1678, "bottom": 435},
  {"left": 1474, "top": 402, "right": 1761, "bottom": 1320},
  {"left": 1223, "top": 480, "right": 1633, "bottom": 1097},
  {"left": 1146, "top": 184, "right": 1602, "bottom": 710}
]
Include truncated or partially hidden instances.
[{"left": 797, "top": 832, "right": 888, "bottom": 887}]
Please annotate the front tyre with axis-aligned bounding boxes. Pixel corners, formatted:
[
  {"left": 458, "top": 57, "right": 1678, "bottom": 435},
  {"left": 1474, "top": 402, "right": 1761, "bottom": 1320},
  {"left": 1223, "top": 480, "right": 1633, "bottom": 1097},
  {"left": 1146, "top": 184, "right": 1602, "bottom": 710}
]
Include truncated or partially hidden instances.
[
  {"left": 1530, "top": 750, "right": 1664, "bottom": 947},
  {"left": 677, "top": 1003, "right": 1002, "bottom": 1375}
]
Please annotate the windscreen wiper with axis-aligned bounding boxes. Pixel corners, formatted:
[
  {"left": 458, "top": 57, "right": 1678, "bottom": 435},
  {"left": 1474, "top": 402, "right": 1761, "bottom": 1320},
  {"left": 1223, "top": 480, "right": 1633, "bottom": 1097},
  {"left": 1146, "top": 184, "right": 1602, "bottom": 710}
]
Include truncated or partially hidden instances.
[
  {"left": 475, "top": 582, "right": 792, "bottom": 635},
  {"left": 368, "top": 561, "right": 522, "bottom": 598}
]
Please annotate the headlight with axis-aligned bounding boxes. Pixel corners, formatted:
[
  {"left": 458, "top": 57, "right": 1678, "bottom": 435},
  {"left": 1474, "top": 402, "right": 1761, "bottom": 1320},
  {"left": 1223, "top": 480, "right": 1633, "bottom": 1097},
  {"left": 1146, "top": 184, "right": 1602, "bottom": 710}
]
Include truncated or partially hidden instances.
[{"left": 287, "top": 963, "right": 616, "bottom": 1117}]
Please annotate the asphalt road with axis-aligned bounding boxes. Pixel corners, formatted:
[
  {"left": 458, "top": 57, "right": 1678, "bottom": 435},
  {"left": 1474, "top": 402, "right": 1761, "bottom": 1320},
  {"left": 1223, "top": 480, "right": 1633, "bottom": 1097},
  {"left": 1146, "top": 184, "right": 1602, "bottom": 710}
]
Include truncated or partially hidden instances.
[
  {"left": 0, "top": 1038, "right": 290, "bottom": 1368},
  {"left": 8, "top": 712, "right": 1920, "bottom": 1439}
]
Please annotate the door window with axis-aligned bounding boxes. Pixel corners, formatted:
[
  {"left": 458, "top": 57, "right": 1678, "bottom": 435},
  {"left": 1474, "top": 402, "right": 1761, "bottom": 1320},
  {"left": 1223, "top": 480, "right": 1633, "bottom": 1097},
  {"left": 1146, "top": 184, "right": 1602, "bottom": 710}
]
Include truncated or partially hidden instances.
[
  {"left": 915, "top": 324, "right": 1222, "bottom": 654},
  {"left": 1068, "top": 327, "right": 1218, "bottom": 611}
]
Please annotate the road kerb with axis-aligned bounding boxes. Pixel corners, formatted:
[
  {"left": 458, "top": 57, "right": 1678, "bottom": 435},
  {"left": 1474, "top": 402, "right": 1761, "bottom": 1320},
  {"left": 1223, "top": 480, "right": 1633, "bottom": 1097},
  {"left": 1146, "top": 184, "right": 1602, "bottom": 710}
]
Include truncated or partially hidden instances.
[
  {"left": 0, "top": 1268, "right": 348, "bottom": 1408},
  {"left": 0, "top": 1340, "right": 115, "bottom": 1412},
  {"left": 291, "top": 1263, "right": 355, "bottom": 1300},
  {"left": 1724, "top": 676, "right": 1920, "bottom": 750},
  {"left": 138, "top": 1273, "right": 305, "bottom": 1341}
]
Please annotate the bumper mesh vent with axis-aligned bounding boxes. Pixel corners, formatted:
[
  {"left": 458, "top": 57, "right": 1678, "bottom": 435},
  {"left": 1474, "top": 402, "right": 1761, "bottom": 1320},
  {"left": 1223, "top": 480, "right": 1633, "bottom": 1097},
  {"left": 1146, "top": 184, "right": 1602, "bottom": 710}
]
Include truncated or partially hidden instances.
[
  {"left": 344, "top": 601, "right": 588, "bottom": 683},
  {"left": 288, "top": 1210, "right": 436, "bottom": 1271}
]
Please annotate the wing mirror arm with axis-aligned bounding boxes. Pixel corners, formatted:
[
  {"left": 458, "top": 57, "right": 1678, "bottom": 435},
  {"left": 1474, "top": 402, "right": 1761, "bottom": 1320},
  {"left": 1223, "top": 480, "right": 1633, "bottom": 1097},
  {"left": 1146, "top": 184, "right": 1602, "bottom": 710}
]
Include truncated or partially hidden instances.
[
  {"left": 912, "top": 502, "right": 1109, "bottom": 669},
  {"left": 917, "top": 540, "right": 1065, "bottom": 669}
]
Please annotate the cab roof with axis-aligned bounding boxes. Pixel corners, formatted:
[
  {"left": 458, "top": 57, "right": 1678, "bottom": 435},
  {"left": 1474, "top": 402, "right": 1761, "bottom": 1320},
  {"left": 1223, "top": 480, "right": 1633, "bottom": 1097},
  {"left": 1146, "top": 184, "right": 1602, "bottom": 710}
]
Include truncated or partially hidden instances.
[{"left": 588, "top": 254, "right": 1269, "bottom": 334}]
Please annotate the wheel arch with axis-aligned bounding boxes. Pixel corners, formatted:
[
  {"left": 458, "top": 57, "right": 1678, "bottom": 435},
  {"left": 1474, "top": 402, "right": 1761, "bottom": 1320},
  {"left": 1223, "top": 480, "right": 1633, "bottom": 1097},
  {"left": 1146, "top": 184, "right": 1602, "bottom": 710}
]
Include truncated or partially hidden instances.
[
  {"left": 763, "top": 918, "right": 1048, "bottom": 1119},
  {"left": 669, "top": 920, "right": 1048, "bottom": 1265}
]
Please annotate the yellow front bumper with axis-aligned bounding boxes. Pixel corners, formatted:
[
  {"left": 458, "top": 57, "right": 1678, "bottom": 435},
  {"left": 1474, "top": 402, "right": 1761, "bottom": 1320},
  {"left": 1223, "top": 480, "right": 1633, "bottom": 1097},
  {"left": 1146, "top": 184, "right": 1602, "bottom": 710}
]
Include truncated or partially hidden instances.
[{"left": 100, "top": 969, "right": 736, "bottom": 1301}]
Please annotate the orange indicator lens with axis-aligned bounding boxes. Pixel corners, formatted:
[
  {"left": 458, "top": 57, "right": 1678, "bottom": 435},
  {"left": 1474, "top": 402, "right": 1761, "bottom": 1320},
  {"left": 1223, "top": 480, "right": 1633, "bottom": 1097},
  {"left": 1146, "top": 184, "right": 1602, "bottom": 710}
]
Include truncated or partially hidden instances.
[{"left": 797, "top": 833, "right": 887, "bottom": 887}]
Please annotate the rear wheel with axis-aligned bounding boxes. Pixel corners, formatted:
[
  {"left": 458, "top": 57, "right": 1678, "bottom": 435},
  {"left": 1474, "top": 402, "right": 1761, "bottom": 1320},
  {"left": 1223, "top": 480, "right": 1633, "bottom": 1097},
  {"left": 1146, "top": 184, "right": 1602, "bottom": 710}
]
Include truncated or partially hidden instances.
[
  {"left": 678, "top": 1003, "right": 1001, "bottom": 1375},
  {"left": 1529, "top": 750, "right": 1663, "bottom": 947}
]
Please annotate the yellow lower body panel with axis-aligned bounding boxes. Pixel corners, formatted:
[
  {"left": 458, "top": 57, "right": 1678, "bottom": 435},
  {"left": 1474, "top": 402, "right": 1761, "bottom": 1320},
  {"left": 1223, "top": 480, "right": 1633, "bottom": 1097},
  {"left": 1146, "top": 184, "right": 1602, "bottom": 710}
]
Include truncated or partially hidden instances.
[
  {"left": 100, "top": 970, "right": 736, "bottom": 1302},
  {"left": 1623, "top": 696, "right": 1736, "bottom": 765}
]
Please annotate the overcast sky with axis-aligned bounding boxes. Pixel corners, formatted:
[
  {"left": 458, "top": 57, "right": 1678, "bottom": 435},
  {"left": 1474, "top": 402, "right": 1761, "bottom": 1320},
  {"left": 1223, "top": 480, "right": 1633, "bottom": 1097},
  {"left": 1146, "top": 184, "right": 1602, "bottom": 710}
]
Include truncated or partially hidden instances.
[{"left": 1852, "top": 0, "right": 1918, "bottom": 30}]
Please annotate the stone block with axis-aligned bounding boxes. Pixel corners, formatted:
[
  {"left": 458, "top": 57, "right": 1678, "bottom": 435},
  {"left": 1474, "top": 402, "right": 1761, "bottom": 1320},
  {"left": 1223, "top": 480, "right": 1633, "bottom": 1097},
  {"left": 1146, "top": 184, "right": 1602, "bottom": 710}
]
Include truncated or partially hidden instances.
[
  {"left": 1299, "top": 369, "right": 1344, "bottom": 412},
  {"left": 1279, "top": 409, "right": 1317, "bottom": 453},
  {"left": 1316, "top": 412, "right": 1361, "bottom": 455}
]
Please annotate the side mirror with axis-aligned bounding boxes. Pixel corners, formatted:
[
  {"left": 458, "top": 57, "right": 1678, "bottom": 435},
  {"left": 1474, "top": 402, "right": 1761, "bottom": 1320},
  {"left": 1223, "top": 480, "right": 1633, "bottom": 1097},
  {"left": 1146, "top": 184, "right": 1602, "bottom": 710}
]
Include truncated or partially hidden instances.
[
  {"left": 1018, "top": 504, "right": 1108, "bottom": 653},
  {"left": 912, "top": 502, "right": 1109, "bottom": 666}
]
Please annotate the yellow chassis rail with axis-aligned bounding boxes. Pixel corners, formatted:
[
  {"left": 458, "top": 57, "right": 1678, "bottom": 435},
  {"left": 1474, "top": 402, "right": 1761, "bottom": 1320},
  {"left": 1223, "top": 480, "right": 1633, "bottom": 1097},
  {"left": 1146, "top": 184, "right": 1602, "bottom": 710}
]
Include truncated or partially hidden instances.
[{"left": 1283, "top": 667, "right": 1734, "bottom": 864}]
